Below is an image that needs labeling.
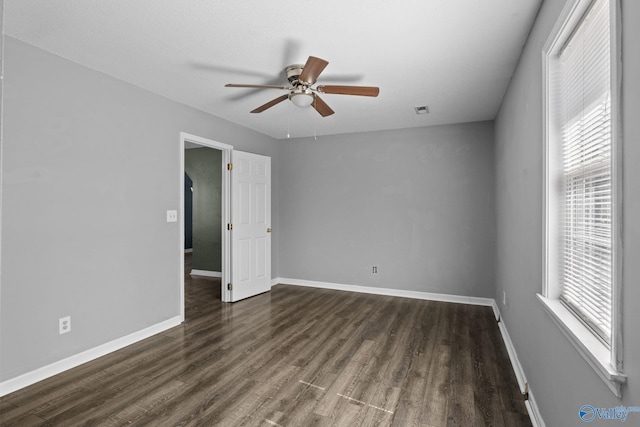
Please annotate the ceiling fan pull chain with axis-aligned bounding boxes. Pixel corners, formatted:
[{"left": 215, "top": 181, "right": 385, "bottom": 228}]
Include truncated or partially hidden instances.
[
  {"left": 287, "top": 113, "right": 290, "bottom": 139},
  {"left": 314, "top": 118, "right": 317, "bottom": 141}
]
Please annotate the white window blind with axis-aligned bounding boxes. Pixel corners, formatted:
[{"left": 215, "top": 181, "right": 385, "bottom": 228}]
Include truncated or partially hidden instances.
[{"left": 557, "top": 0, "right": 612, "bottom": 346}]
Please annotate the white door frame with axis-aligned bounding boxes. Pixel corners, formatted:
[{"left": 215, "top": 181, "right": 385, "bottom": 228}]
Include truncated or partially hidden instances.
[{"left": 179, "top": 132, "right": 233, "bottom": 320}]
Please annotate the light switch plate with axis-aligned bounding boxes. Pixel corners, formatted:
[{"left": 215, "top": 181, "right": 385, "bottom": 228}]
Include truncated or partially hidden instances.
[{"left": 166, "top": 210, "right": 178, "bottom": 223}]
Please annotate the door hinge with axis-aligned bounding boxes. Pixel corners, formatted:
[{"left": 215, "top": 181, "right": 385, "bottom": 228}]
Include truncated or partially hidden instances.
[
  {"left": 227, "top": 223, "right": 233, "bottom": 230},
  {"left": 227, "top": 283, "right": 233, "bottom": 291},
  {"left": 227, "top": 163, "right": 233, "bottom": 170}
]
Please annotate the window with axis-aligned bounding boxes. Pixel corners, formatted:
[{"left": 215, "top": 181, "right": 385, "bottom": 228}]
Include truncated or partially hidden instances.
[
  {"left": 540, "top": 0, "right": 624, "bottom": 396},
  {"left": 558, "top": 0, "right": 613, "bottom": 346}
]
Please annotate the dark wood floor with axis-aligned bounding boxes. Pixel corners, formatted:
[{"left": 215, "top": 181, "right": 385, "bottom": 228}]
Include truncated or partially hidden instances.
[{"left": 1, "top": 256, "right": 531, "bottom": 426}]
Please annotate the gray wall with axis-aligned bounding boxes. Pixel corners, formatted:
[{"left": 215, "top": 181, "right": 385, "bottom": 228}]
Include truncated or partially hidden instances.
[
  {"left": 0, "top": 37, "right": 280, "bottom": 381},
  {"left": 0, "top": 3, "right": 3, "bottom": 324},
  {"left": 278, "top": 122, "right": 496, "bottom": 297},
  {"left": 495, "top": 0, "right": 640, "bottom": 425},
  {"left": 185, "top": 147, "right": 222, "bottom": 272}
]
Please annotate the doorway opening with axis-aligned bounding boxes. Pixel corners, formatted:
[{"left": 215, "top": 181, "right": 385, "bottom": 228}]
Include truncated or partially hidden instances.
[{"left": 179, "top": 133, "right": 233, "bottom": 320}]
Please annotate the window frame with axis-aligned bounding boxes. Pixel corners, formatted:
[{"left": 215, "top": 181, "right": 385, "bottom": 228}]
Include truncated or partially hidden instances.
[{"left": 540, "top": 0, "right": 624, "bottom": 397}]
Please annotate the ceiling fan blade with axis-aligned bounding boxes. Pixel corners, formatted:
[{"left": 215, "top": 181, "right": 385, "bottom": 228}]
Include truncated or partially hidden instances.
[
  {"left": 317, "top": 85, "right": 380, "bottom": 97},
  {"left": 192, "top": 62, "right": 273, "bottom": 79},
  {"left": 298, "top": 56, "right": 329, "bottom": 85},
  {"left": 250, "top": 94, "right": 289, "bottom": 113},
  {"left": 225, "top": 77, "right": 286, "bottom": 101},
  {"left": 226, "top": 83, "right": 290, "bottom": 90},
  {"left": 311, "top": 94, "right": 335, "bottom": 117}
]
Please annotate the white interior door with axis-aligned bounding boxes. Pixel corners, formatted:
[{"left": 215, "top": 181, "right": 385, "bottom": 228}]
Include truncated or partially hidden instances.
[{"left": 230, "top": 150, "right": 271, "bottom": 302}]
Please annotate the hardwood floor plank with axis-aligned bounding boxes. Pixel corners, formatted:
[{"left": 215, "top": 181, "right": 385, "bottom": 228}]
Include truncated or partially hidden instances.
[
  {"left": 0, "top": 254, "right": 531, "bottom": 426},
  {"left": 2, "top": 413, "right": 52, "bottom": 427},
  {"left": 359, "top": 386, "right": 400, "bottom": 426},
  {"left": 0, "top": 397, "right": 17, "bottom": 419},
  {"left": 332, "top": 401, "right": 365, "bottom": 426},
  {"left": 420, "top": 344, "right": 451, "bottom": 426},
  {"left": 266, "top": 381, "right": 327, "bottom": 426},
  {"left": 104, "top": 379, "right": 188, "bottom": 425},
  {"left": 446, "top": 305, "right": 476, "bottom": 426},
  {"left": 470, "top": 306, "right": 506, "bottom": 427},
  {"left": 314, "top": 339, "right": 376, "bottom": 417}
]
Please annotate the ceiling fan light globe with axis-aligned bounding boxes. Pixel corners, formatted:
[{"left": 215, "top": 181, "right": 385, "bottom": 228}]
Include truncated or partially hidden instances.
[{"left": 290, "top": 92, "right": 314, "bottom": 108}]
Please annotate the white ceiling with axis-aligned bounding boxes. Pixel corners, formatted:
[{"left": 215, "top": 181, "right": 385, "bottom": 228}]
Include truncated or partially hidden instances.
[{"left": 4, "top": 0, "right": 541, "bottom": 140}]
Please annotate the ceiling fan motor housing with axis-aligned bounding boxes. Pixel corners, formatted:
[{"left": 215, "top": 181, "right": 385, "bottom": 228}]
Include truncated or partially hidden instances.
[{"left": 286, "top": 64, "right": 305, "bottom": 86}]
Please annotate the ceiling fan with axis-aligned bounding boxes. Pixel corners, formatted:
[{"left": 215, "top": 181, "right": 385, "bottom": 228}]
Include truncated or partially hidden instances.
[{"left": 225, "top": 56, "right": 379, "bottom": 117}]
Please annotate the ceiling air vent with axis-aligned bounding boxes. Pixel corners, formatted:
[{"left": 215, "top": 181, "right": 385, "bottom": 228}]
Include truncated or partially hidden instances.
[{"left": 414, "top": 105, "right": 430, "bottom": 115}]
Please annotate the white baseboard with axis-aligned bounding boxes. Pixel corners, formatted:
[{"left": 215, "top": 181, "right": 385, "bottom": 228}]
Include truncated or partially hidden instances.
[
  {"left": 0, "top": 316, "right": 181, "bottom": 397},
  {"left": 494, "top": 305, "right": 545, "bottom": 427},
  {"left": 525, "top": 387, "right": 546, "bottom": 427},
  {"left": 274, "top": 277, "right": 495, "bottom": 307},
  {"left": 497, "top": 319, "right": 527, "bottom": 394},
  {"left": 190, "top": 269, "right": 222, "bottom": 278},
  {"left": 491, "top": 300, "right": 501, "bottom": 321}
]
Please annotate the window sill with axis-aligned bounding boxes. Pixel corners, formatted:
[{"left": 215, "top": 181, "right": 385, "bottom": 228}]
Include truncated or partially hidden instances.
[{"left": 537, "top": 294, "right": 626, "bottom": 397}]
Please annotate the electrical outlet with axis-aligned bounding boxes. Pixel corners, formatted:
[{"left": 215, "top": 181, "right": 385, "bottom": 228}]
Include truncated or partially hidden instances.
[
  {"left": 166, "top": 210, "right": 178, "bottom": 223},
  {"left": 372, "top": 266, "right": 378, "bottom": 274},
  {"left": 503, "top": 291, "right": 507, "bottom": 306},
  {"left": 59, "top": 316, "right": 71, "bottom": 334}
]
